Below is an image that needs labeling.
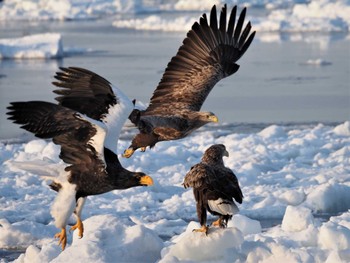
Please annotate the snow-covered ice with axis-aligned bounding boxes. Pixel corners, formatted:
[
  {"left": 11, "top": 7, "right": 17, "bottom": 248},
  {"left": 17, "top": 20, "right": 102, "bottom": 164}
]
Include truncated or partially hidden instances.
[
  {"left": 1, "top": 0, "right": 350, "bottom": 33},
  {"left": 0, "top": 33, "right": 91, "bottom": 59},
  {"left": 0, "top": 34, "right": 63, "bottom": 59},
  {"left": 1, "top": 121, "right": 350, "bottom": 262},
  {"left": 0, "top": 0, "right": 349, "bottom": 261}
]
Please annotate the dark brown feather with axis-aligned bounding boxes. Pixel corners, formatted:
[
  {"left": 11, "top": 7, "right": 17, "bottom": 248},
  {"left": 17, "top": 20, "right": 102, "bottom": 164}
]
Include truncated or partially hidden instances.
[{"left": 52, "top": 67, "right": 117, "bottom": 121}]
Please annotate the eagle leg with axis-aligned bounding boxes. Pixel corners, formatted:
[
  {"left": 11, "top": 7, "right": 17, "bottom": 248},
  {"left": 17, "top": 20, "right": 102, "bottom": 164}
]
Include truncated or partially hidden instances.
[
  {"left": 140, "top": 147, "right": 147, "bottom": 152},
  {"left": 70, "top": 217, "right": 84, "bottom": 238},
  {"left": 122, "top": 148, "right": 135, "bottom": 158},
  {"left": 211, "top": 217, "right": 226, "bottom": 228},
  {"left": 54, "top": 227, "right": 67, "bottom": 250},
  {"left": 192, "top": 225, "right": 209, "bottom": 235}
]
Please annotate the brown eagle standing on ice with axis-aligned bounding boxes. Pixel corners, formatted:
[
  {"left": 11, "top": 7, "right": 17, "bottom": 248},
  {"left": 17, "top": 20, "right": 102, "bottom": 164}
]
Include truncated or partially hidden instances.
[
  {"left": 123, "top": 4, "right": 256, "bottom": 157},
  {"left": 183, "top": 144, "right": 243, "bottom": 234}
]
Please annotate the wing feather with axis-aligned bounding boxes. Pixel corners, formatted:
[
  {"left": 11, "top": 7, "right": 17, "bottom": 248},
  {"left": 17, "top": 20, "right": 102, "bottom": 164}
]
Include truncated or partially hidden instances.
[
  {"left": 53, "top": 67, "right": 116, "bottom": 120},
  {"left": 7, "top": 101, "right": 107, "bottom": 176},
  {"left": 144, "top": 4, "right": 255, "bottom": 114},
  {"left": 52, "top": 67, "right": 133, "bottom": 153}
]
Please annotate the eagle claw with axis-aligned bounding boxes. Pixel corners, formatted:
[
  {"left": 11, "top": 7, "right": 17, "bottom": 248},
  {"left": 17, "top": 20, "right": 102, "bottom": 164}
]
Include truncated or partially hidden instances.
[
  {"left": 54, "top": 228, "right": 67, "bottom": 250},
  {"left": 212, "top": 218, "right": 226, "bottom": 228},
  {"left": 192, "top": 225, "right": 209, "bottom": 236},
  {"left": 69, "top": 218, "right": 84, "bottom": 238},
  {"left": 140, "top": 147, "right": 147, "bottom": 152},
  {"left": 122, "top": 148, "right": 135, "bottom": 158}
]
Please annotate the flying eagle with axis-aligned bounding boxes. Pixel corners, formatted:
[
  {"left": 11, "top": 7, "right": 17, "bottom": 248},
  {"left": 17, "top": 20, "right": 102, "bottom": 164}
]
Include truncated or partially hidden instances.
[
  {"left": 7, "top": 80, "right": 154, "bottom": 250},
  {"left": 183, "top": 144, "right": 243, "bottom": 234},
  {"left": 123, "top": 4, "right": 256, "bottom": 157}
]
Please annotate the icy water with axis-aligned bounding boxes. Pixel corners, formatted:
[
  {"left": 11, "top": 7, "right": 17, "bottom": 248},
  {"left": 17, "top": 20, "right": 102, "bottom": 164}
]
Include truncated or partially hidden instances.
[{"left": 0, "top": 17, "right": 349, "bottom": 139}]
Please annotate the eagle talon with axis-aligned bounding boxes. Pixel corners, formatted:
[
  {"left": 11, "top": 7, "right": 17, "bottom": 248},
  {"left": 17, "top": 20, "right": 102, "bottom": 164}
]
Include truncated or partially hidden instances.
[
  {"left": 122, "top": 148, "right": 135, "bottom": 158},
  {"left": 70, "top": 218, "right": 84, "bottom": 238},
  {"left": 54, "top": 228, "right": 67, "bottom": 250},
  {"left": 192, "top": 225, "right": 209, "bottom": 235},
  {"left": 140, "top": 147, "right": 147, "bottom": 152},
  {"left": 212, "top": 218, "right": 226, "bottom": 228}
]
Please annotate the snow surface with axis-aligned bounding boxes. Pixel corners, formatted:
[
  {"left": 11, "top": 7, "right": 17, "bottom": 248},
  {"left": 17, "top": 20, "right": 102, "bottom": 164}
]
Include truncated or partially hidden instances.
[
  {"left": 1, "top": 121, "right": 350, "bottom": 262},
  {"left": 1, "top": 0, "right": 350, "bottom": 32}
]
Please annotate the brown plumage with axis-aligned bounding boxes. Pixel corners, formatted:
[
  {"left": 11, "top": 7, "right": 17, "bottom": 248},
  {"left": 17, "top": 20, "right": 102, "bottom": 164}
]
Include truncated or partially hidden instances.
[
  {"left": 124, "top": 4, "right": 255, "bottom": 157},
  {"left": 183, "top": 144, "right": 243, "bottom": 234}
]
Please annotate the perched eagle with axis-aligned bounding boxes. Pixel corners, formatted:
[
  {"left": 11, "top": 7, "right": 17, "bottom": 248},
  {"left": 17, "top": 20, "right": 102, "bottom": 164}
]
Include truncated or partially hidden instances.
[
  {"left": 183, "top": 144, "right": 243, "bottom": 235},
  {"left": 7, "top": 79, "right": 153, "bottom": 250},
  {"left": 123, "top": 4, "right": 256, "bottom": 157}
]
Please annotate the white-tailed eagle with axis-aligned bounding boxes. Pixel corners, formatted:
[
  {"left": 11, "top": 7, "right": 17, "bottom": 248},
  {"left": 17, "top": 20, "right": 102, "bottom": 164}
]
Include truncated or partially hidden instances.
[
  {"left": 183, "top": 144, "right": 243, "bottom": 234},
  {"left": 123, "top": 4, "right": 256, "bottom": 157},
  {"left": 7, "top": 79, "right": 154, "bottom": 250}
]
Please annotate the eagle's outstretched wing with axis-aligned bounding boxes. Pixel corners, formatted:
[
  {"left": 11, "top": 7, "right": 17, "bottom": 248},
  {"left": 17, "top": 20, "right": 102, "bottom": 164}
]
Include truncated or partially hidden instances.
[
  {"left": 7, "top": 101, "right": 106, "bottom": 174},
  {"left": 144, "top": 4, "right": 255, "bottom": 115},
  {"left": 53, "top": 67, "right": 117, "bottom": 120},
  {"left": 52, "top": 67, "right": 134, "bottom": 153}
]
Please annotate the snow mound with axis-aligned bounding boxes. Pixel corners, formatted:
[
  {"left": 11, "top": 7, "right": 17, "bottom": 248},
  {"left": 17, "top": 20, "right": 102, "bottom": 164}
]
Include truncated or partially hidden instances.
[
  {"left": 160, "top": 221, "right": 244, "bottom": 262},
  {"left": 14, "top": 215, "right": 163, "bottom": 263},
  {"left": 281, "top": 205, "right": 314, "bottom": 232},
  {"left": 254, "top": 0, "right": 350, "bottom": 32},
  {"left": 113, "top": 15, "right": 196, "bottom": 32},
  {"left": 306, "top": 183, "right": 350, "bottom": 213},
  {"left": 0, "top": 33, "right": 63, "bottom": 59},
  {"left": 229, "top": 214, "right": 262, "bottom": 235}
]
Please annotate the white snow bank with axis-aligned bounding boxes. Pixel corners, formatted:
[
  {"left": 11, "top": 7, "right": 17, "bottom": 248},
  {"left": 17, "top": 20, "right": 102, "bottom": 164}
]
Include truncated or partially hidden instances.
[
  {"left": 0, "top": 33, "right": 91, "bottom": 59},
  {"left": 253, "top": 0, "right": 350, "bottom": 32},
  {"left": 113, "top": 15, "right": 196, "bottom": 32},
  {"left": 160, "top": 221, "right": 244, "bottom": 262},
  {"left": 0, "top": 0, "right": 133, "bottom": 21},
  {"left": 113, "top": 0, "right": 350, "bottom": 33},
  {"left": 305, "top": 183, "right": 350, "bottom": 214},
  {"left": 281, "top": 205, "right": 314, "bottom": 232},
  {"left": 0, "top": 33, "right": 63, "bottom": 59},
  {"left": 14, "top": 215, "right": 163, "bottom": 263}
]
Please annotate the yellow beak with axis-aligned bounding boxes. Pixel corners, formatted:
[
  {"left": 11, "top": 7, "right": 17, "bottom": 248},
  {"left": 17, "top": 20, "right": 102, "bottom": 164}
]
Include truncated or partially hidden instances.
[
  {"left": 140, "top": 175, "right": 154, "bottom": 186},
  {"left": 209, "top": 115, "right": 219, "bottom": 123}
]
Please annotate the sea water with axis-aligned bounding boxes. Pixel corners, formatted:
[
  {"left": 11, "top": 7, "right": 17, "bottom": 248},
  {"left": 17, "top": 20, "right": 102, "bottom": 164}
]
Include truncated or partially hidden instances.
[{"left": 0, "top": 14, "right": 349, "bottom": 140}]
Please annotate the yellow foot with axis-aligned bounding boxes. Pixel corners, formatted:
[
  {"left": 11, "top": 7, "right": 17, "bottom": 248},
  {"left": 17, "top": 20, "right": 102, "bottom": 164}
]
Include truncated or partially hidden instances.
[
  {"left": 122, "top": 148, "right": 135, "bottom": 158},
  {"left": 212, "top": 218, "right": 226, "bottom": 228},
  {"left": 70, "top": 218, "right": 84, "bottom": 238},
  {"left": 192, "top": 225, "right": 209, "bottom": 235},
  {"left": 54, "top": 228, "right": 67, "bottom": 250},
  {"left": 140, "top": 147, "right": 147, "bottom": 152}
]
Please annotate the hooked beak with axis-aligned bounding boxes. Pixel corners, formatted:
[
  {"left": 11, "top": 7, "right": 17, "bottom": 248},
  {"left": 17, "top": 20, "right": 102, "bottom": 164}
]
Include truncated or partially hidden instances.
[
  {"left": 209, "top": 115, "right": 219, "bottom": 123},
  {"left": 140, "top": 175, "right": 154, "bottom": 186},
  {"left": 223, "top": 150, "right": 229, "bottom": 157}
]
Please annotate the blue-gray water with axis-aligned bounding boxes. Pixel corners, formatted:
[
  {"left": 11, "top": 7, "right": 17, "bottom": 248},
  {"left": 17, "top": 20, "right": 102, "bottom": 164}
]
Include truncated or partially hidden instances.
[{"left": 0, "top": 17, "right": 349, "bottom": 139}]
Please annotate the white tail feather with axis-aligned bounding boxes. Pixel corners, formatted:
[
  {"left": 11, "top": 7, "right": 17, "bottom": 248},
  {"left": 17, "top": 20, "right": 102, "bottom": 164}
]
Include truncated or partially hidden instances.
[
  {"left": 208, "top": 198, "right": 239, "bottom": 215},
  {"left": 7, "top": 160, "right": 64, "bottom": 177}
]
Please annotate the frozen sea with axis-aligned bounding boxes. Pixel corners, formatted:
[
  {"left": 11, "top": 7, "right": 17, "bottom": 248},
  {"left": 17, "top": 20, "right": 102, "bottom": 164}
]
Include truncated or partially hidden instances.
[{"left": 0, "top": 0, "right": 350, "bottom": 262}]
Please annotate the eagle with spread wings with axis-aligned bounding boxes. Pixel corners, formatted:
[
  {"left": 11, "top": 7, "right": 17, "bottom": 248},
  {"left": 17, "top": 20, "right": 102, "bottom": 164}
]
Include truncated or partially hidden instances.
[
  {"left": 183, "top": 144, "right": 243, "bottom": 234},
  {"left": 7, "top": 73, "right": 153, "bottom": 250},
  {"left": 123, "top": 4, "right": 256, "bottom": 157}
]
